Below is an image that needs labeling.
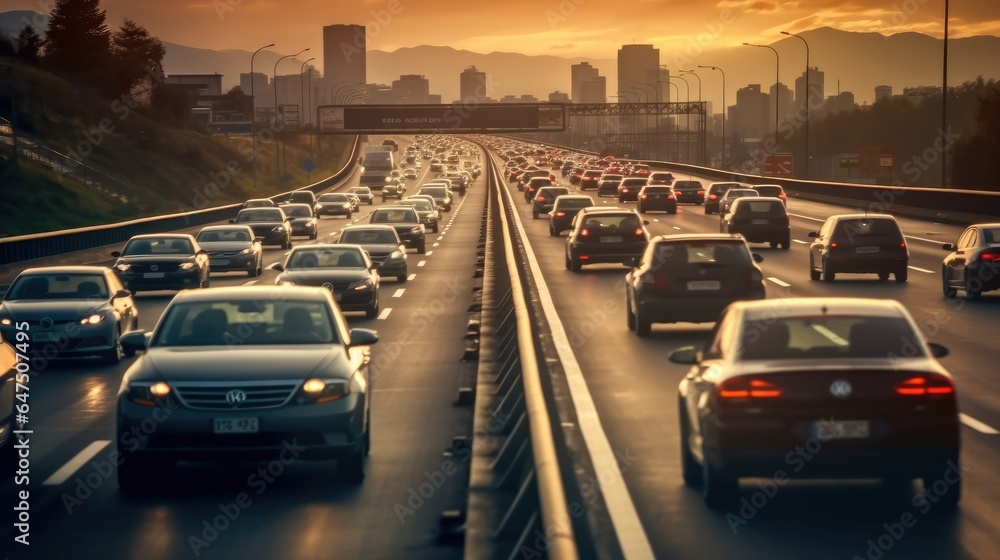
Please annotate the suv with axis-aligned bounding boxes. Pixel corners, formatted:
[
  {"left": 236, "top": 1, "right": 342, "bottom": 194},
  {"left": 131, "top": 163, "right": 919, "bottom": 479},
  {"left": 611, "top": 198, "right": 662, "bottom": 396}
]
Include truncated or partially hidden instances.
[
  {"left": 284, "top": 190, "right": 316, "bottom": 206},
  {"left": 369, "top": 206, "right": 426, "bottom": 253},
  {"left": 718, "top": 188, "right": 759, "bottom": 215},
  {"left": 417, "top": 185, "right": 453, "bottom": 212},
  {"left": 704, "top": 182, "right": 741, "bottom": 214},
  {"left": 532, "top": 186, "right": 571, "bottom": 219},
  {"left": 548, "top": 195, "right": 594, "bottom": 236},
  {"left": 625, "top": 234, "right": 766, "bottom": 336},
  {"left": 636, "top": 185, "right": 677, "bottom": 214},
  {"left": 565, "top": 209, "right": 649, "bottom": 272},
  {"left": 808, "top": 214, "right": 909, "bottom": 282},
  {"left": 672, "top": 180, "right": 704, "bottom": 204},
  {"left": 721, "top": 197, "right": 790, "bottom": 249}
]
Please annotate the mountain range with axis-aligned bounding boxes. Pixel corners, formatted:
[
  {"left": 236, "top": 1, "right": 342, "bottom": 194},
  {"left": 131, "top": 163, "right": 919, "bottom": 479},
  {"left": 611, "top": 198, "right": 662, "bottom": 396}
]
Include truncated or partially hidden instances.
[{"left": 3, "top": 10, "right": 999, "bottom": 109}]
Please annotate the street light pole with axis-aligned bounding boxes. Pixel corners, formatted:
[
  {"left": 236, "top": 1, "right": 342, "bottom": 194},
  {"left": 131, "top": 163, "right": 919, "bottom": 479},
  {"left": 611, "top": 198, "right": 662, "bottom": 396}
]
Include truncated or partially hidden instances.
[
  {"left": 743, "top": 43, "right": 780, "bottom": 136},
  {"left": 273, "top": 47, "right": 309, "bottom": 179},
  {"left": 699, "top": 65, "right": 726, "bottom": 170},
  {"left": 249, "top": 42, "right": 274, "bottom": 187},
  {"left": 681, "top": 70, "right": 705, "bottom": 165},
  {"left": 671, "top": 76, "right": 690, "bottom": 163},
  {"left": 300, "top": 57, "right": 315, "bottom": 127},
  {"left": 942, "top": 0, "right": 949, "bottom": 188},
  {"left": 781, "top": 31, "right": 809, "bottom": 178}
]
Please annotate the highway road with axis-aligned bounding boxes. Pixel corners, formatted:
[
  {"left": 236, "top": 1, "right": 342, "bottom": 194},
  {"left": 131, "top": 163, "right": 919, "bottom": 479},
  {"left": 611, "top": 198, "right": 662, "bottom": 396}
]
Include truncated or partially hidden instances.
[
  {"left": 491, "top": 145, "right": 1000, "bottom": 560},
  {"left": 1, "top": 136, "right": 483, "bottom": 560}
]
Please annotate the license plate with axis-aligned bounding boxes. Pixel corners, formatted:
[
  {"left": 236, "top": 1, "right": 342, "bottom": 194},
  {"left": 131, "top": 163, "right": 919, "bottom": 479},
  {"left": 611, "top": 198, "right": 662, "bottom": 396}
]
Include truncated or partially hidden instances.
[
  {"left": 752, "top": 219, "right": 769, "bottom": 225},
  {"left": 144, "top": 272, "right": 165, "bottom": 278},
  {"left": 210, "top": 259, "right": 230, "bottom": 266},
  {"left": 213, "top": 417, "right": 259, "bottom": 434},
  {"left": 687, "top": 280, "right": 721, "bottom": 291},
  {"left": 813, "top": 420, "right": 869, "bottom": 439},
  {"left": 600, "top": 236, "right": 623, "bottom": 243},
  {"left": 33, "top": 332, "right": 61, "bottom": 342},
  {"left": 856, "top": 246, "right": 879, "bottom": 253}
]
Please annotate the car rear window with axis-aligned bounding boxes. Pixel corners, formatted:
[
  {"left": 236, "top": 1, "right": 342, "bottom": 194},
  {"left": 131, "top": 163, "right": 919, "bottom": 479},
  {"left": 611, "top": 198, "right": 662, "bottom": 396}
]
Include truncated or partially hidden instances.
[
  {"left": 674, "top": 181, "right": 702, "bottom": 189},
  {"left": 832, "top": 218, "right": 903, "bottom": 243},
  {"left": 643, "top": 186, "right": 673, "bottom": 194},
  {"left": 739, "top": 316, "right": 922, "bottom": 360},
  {"left": 755, "top": 186, "right": 783, "bottom": 196},
  {"left": 580, "top": 213, "right": 642, "bottom": 232},
  {"left": 737, "top": 200, "right": 785, "bottom": 214},
  {"left": 622, "top": 179, "right": 647, "bottom": 186},
  {"left": 555, "top": 198, "right": 592, "bottom": 209},
  {"left": 652, "top": 241, "right": 750, "bottom": 267}
]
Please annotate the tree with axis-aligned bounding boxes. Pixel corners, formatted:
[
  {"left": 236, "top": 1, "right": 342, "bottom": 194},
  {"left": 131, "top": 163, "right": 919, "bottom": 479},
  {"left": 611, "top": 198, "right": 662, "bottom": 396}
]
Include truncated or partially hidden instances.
[
  {"left": 45, "top": 0, "right": 111, "bottom": 81},
  {"left": 952, "top": 85, "right": 1000, "bottom": 190},
  {"left": 109, "top": 19, "right": 166, "bottom": 97},
  {"left": 15, "top": 25, "right": 44, "bottom": 62},
  {"left": 213, "top": 86, "right": 253, "bottom": 118}
]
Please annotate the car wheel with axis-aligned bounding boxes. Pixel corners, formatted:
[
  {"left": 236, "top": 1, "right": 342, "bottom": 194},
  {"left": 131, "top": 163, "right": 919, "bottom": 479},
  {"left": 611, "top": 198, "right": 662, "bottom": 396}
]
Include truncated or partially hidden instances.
[
  {"left": 922, "top": 458, "right": 961, "bottom": 510},
  {"left": 822, "top": 261, "right": 836, "bottom": 282},
  {"left": 364, "top": 409, "right": 371, "bottom": 457},
  {"left": 417, "top": 243, "right": 426, "bottom": 254},
  {"left": 964, "top": 274, "right": 981, "bottom": 300},
  {"left": 346, "top": 212, "right": 352, "bottom": 219},
  {"left": 433, "top": 225, "right": 439, "bottom": 233},
  {"left": 635, "top": 307, "right": 651, "bottom": 337},
  {"left": 282, "top": 238, "right": 291, "bottom": 250},
  {"left": 549, "top": 226, "right": 557, "bottom": 237},
  {"left": 310, "top": 231, "right": 318, "bottom": 240},
  {"left": 637, "top": 205, "right": 645, "bottom": 214},
  {"left": 102, "top": 329, "right": 122, "bottom": 364},
  {"left": 366, "top": 299, "right": 379, "bottom": 319},
  {"left": 626, "top": 293, "right": 636, "bottom": 331},
  {"left": 878, "top": 272, "right": 890, "bottom": 281},
  {"left": 339, "top": 446, "right": 365, "bottom": 484},
  {"left": 569, "top": 256, "right": 581, "bottom": 273},
  {"left": 809, "top": 256, "right": 821, "bottom": 280},
  {"left": 669, "top": 208, "right": 677, "bottom": 215},
  {"left": 782, "top": 237, "right": 791, "bottom": 250},
  {"left": 895, "top": 268, "right": 908, "bottom": 283},
  {"left": 532, "top": 210, "right": 539, "bottom": 219},
  {"left": 200, "top": 277, "right": 210, "bottom": 289},
  {"left": 701, "top": 450, "right": 737, "bottom": 509},
  {"left": 678, "top": 401, "right": 703, "bottom": 488},
  {"left": 942, "top": 273, "right": 957, "bottom": 298},
  {"left": 769, "top": 241, "right": 779, "bottom": 249}
]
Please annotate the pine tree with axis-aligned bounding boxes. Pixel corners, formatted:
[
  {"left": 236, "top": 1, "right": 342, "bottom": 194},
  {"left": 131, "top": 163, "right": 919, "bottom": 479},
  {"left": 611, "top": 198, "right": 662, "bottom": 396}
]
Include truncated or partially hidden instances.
[
  {"left": 15, "top": 25, "right": 45, "bottom": 62},
  {"left": 45, "top": 0, "right": 111, "bottom": 80},
  {"left": 109, "top": 19, "right": 166, "bottom": 96}
]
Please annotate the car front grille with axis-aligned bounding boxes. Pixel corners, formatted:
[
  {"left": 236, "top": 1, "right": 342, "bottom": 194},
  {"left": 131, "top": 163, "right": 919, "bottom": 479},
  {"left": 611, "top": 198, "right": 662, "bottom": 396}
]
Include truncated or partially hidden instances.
[
  {"left": 173, "top": 381, "right": 300, "bottom": 410},
  {"left": 130, "top": 262, "right": 181, "bottom": 273}
]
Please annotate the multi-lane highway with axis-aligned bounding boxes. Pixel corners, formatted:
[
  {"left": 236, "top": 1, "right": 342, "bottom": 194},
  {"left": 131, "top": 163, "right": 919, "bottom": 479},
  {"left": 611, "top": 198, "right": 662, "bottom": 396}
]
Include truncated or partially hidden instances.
[{"left": 1, "top": 136, "right": 482, "bottom": 560}]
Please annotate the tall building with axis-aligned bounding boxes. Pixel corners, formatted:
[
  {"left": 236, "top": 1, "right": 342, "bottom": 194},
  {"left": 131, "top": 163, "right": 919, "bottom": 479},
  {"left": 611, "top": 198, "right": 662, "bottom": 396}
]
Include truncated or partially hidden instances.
[
  {"left": 323, "top": 24, "right": 366, "bottom": 87},
  {"left": 731, "top": 84, "right": 770, "bottom": 140},
  {"left": 769, "top": 82, "right": 793, "bottom": 132},
  {"left": 240, "top": 72, "right": 272, "bottom": 110},
  {"left": 617, "top": 44, "right": 663, "bottom": 104},
  {"left": 579, "top": 77, "right": 606, "bottom": 103},
  {"left": 460, "top": 66, "right": 487, "bottom": 102},
  {"left": 875, "top": 85, "right": 892, "bottom": 102},
  {"left": 571, "top": 62, "right": 600, "bottom": 103},
  {"left": 392, "top": 74, "right": 430, "bottom": 103},
  {"left": 794, "top": 67, "right": 824, "bottom": 117},
  {"left": 826, "top": 91, "right": 856, "bottom": 113}
]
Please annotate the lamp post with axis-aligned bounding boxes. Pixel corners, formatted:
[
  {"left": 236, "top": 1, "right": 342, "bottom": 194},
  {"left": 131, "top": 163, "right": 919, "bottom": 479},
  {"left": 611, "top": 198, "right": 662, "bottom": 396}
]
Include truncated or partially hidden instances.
[
  {"left": 656, "top": 80, "right": 678, "bottom": 161},
  {"left": 681, "top": 70, "right": 705, "bottom": 165},
  {"left": 300, "top": 57, "right": 315, "bottom": 127},
  {"left": 781, "top": 31, "right": 809, "bottom": 178},
  {"left": 671, "top": 76, "right": 691, "bottom": 163},
  {"left": 698, "top": 65, "right": 726, "bottom": 170},
  {"left": 743, "top": 43, "right": 780, "bottom": 137},
  {"left": 249, "top": 42, "right": 274, "bottom": 187},
  {"left": 273, "top": 47, "right": 309, "bottom": 179},
  {"left": 942, "top": 0, "right": 949, "bottom": 188},
  {"left": 630, "top": 86, "right": 654, "bottom": 158}
]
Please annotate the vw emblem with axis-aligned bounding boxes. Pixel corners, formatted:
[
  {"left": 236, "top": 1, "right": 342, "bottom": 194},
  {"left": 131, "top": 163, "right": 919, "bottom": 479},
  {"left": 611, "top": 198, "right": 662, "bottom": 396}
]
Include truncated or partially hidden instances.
[
  {"left": 150, "top": 265, "right": 159, "bottom": 271},
  {"left": 830, "top": 380, "right": 852, "bottom": 398},
  {"left": 225, "top": 389, "right": 247, "bottom": 407},
  {"left": 322, "top": 282, "right": 334, "bottom": 290},
  {"left": 39, "top": 317, "right": 53, "bottom": 328}
]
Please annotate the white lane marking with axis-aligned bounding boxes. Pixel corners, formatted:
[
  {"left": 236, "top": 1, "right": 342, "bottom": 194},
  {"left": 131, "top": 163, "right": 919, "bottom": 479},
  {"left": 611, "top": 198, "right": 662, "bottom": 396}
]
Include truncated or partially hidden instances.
[
  {"left": 426, "top": 250, "right": 434, "bottom": 256},
  {"left": 266, "top": 262, "right": 281, "bottom": 270},
  {"left": 377, "top": 308, "right": 392, "bottom": 320},
  {"left": 392, "top": 289, "right": 405, "bottom": 298},
  {"left": 43, "top": 441, "right": 111, "bottom": 486},
  {"left": 672, "top": 226, "right": 682, "bottom": 231},
  {"left": 417, "top": 260, "right": 427, "bottom": 267},
  {"left": 960, "top": 413, "right": 1000, "bottom": 435},
  {"left": 787, "top": 212, "right": 950, "bottom": 244},
  {"left": 437, "top": 236, "right": 445, "bottom": 241},
  {"left": 242, "top": 280, "right": 258, "bottom": 286},
  {"left": 792, "top": 239, "right": 808, "bottom": 244},
  {"left": 407, "top": 274, "right": 416, "bottom": 281},
  {"left": 767, "top": 277, "right": 791, "bottom": 288},
  {"left": 908, "top": 266, "right": 934, "bottom": 274},
  {"left": 501, "top": 182, "right": 656, "bottom": 559},
  {"left": 653, "top": 219, "right": 660, "bottom": 223},
  {"left": 433, "top": 242, "right": 440, "bottom": 247},
  {"left": 788, "top": 212, "right": 824, "bottom": 222},
  {"left": 811, "top": 324, "right": 849, "bottom": 346}
]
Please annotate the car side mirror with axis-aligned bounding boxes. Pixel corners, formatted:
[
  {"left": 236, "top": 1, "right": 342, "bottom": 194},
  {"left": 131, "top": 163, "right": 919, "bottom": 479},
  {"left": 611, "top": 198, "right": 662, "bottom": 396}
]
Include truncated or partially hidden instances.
[
  {"left": 669, "top": 346, "right": 700, "bottom": 364},
  {"left": 642, "top": 220, "right": 650, "bottom": 226},
  {"left": 942, "top": 243, "right": 954, "bottom": 251},
  {"left": 228, "top": 219, "right": 236, "bottom": 224},
  {"left": 111, "top": 251, "right": 122, "bottom": 257},
  {"left": 273, "top": 264, "right": 284, "bottom": 272},
  {"left": 254, "top": 237, "right": 265, "bottom": 243},
  {"left": 752, "top": 253, "right": 764, "bottom": 263},
  {"left": 927, "top": 342, "right": 949, "bottom": 359},
  {"left": 111, "top": 288, "right": 131, "bottom": 300},
  {"left": 121, "top": 330, "right": 150, "bottom": 354},
  {"left": 348, "top": 328, "right": 379, "bottom": 347},
  {"left": 807, "top": 231, "right": 818, "bottom": 238}
]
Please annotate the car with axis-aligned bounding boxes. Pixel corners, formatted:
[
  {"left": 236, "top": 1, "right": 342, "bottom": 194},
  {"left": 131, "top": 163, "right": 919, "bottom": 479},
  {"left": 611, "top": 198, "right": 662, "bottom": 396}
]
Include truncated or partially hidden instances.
[
  {"left": 941, "top": 223, "right": 1000, "bottom": 300},
  {"left": 417, "top": 185, "right": 453, "bottom": 212},
  {"left": 808, "top": 214, "right": 909, "bottom": 282},
  {"left": 597, "top": 174, "right": 624, "bottom": 197},
  {"left": 630, "top": 164, "right": 652, "bottom": 178},
  {"left": 565, "top": 209, "right": 649, "bottom": 272},
  {"left": 430, "top": 162, "right": 444, "bottom": 172},
  {"left": 403, "top": 167, "right": 418, "bottom": 180},
  {"left": 704, "top": 182, "right": 742, "bottom": 214},
  {"left": 636, "top": 185, "right": 677, "bottom": 214},
  {"left": 283, "top": 190, "right": 317, "bottom": 206},
  {"left": 335, "top": 225, "right": 408, "bottom": 282},
  {"left": 398, "top": 197, "right": 441, "bottom": 233},
  {"left": 315, "top": 193, "right": 354, "bottom": 218},
  {"left": 281, "top": 203, "right": 319, "bottom": 239},
  {"left": 617, "top": 177, "right": 648, "bottom": 203},
  {"left": 274, "top": 245, "right": 381, "bottom": 317},
  {"left": 752, "top": 184, "right": 787, "bottom": 206},
  {"left": 443, "top": 171, "right": 469, "bottom": 195},
  {"left": 524, "top": 177, "right": 555, "bottom": 203},
  {"left": 718, "top": 188, "right": 759, "bottom": 215},
  {"left": 111, "top": 234, "right": 211, "bottom": 291},
  {"left": 721, "top": 197, "right": 791, "bottom": 249},
  {"left": 369, "top": 206, "right": 426, "bottom": 253},
  {"left": 344, "top": 194, "right": 361, "bottom": 212},
  {"left": 0, "top": 330, "right": 14, "bottom": 461},
  {"left": 518, "top": 169, "right": 552, "bottom": 192},
  {"left": 625, "top": 234, "right": 765, "bottom": 335},
  {"left": 196, "top": 225, "right": 264, "bottom": 277},
  {"left": 348, "top": 186, "right": 375, "bottom": 205},
  {"left": 230, "top": 207, "right": 292, "bottom": 248},
  {"left": 648, "top": 171, "right": 674, "bottom": 185},
  {"left": 580, "top": 169, "right": 603, "bottom": 190},
  {"left": 671, "top": 180, "right": 704, "bottom": 204},
  {"left": 569, "top": 167, "right": 586, "bottom": 184},
  {"left": 531, "top": 186, "right": 571, "bottom": 219},
  {"left": 670, "top": 297, "right": 959, "bottom": 509},
  {"left": 548, "top": 195, "right": 594, "bottom": 237},
  {"left": 0, "top": 266, "right": 139, "bottom": 364},
  {"left": 381, "top": 183, "right": 404, "bottom": 202},
  {"left": 115, "top": 286, "right": 379, "bottom": 494},
  {"left": 242, "top": 198, "right": 275, "bottom": 209}
]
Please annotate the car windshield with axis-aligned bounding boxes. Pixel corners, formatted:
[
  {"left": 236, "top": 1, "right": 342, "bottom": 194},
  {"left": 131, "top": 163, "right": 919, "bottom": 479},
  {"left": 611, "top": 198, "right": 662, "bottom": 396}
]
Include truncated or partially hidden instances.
[
  {"left": 153, "top": 300, "right": 337, "bottom": 346},
  {"left": 555, "top": 198, "right": 592, "bottom": 209},
  {"left": 581, "top": 214, "right": 642, "bottom": 232},
  {"left": 287, "top": 248, "right": 366, "bottom": 268},
  {"left": 283, "top": 206, "right": 312, "bottom": 218},
  {"left": 124, "top": 238, "right": 193, "bottom": 255},
  {"left": 340, "top": 229, "right": 398, "bottom": 244},
  {"left": 5, "top": 274, "right": 109, "bottom": 300},
  {"left": 237, "top": 210, "right": 282, "bottom": 223},
  {"left": 739, "top": 316, "right": 923, "bottom": 360},
  {"left": 198, "top": 229, "right": 251, "bottom": 243},
  {"left": 372, "top": 209, "right": 416, "bottom": 223},
  {"left": 319, "top": 194, "right": 348, "bottom": 202}
]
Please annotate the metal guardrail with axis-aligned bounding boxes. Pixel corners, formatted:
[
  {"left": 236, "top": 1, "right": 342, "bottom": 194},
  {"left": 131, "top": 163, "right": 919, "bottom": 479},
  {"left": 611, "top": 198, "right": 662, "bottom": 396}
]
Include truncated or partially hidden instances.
[{"left": 0, "top": 136, "right": 362, "bottom": 265}]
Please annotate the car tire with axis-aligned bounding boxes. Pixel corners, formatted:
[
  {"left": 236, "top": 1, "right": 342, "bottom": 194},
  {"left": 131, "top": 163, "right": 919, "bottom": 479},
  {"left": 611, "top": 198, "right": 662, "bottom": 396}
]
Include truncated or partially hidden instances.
[
  {"left": 417, "top": 243, "right": 426, "bottom": 254},
  {"left": 822, "top": 261, "right": 836, "bottom": 282},
  {"left": 878, "top": 272, "right": 890, "bottom": 281},
  {"left": 340, "top": 447, "right": 365, "bottom": 484},
  {"left": 532, "top": 210, "right": 539, "bottom": 219},
  {"left": 200, "top": 278, "right": 210, "bottom": 289},
  {"left": 102, "top": 330, "right": 122, "bottom": 365},
  {"left": 701, "top": 451, "right": 738, "bottom": 509},
  {"left": 964, "top": 274, "right": 981, "bottom": 300},
  {"left": 346, "top": 212, "right": 353, "bottom": 220},
  {"left": 782, "top": 237, "right": 791, "bottom": 250},
  {"left": 310, "top": 231, "right": 318, "bottom": 240},
  {"left": 569, "top": 255, "right": 581, "bottom": 273},
  {"left": 770, "top": 241, "right": 779, "bottom": 249},
  {"left": 626, "top": 293, "right": 636, "bottom": 331},
  {"left": 282, "top": 238, "right": 291, "bottom": 250},
  {"left": 637, "top": 205, "right": 645, "bottom": 214},
  {"left": 895, "top": 268, "right": 908, "bottom": 283},
  {"left": 669, "top": 208, "right": 677, "bottom": 215},
  {"left": 432, "top": 225, "right": 439, "bottom": 233},
  {"left": 922, "top": 458, "right": 961, "bottom": 510},
  {"left": 942, "top": 272, "right": 957, "bottom": 298},
  {"left": 679, "top": 401, "right": 703, "bottom": 488},
  {"left": 635, "top": 307, "right": 651, "bottom": 337},
  {"left": 549, "top": 226, "right": 557, "bottom": 237},
  {"left": 366, "top": 297, "right": 379, "bottom": 319}
]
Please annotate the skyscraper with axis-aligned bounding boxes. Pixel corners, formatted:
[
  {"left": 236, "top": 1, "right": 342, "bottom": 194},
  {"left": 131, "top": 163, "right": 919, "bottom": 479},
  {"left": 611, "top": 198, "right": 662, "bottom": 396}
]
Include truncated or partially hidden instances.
[
  {"left": 794, "top": 67, "right": 824, "bottom": 117},
  {"left": 769, "top": 82, "right": 793, "bottom": 132},
  {"left": 732, "top": 84, "right": 770, "bottom": 140},
  {"left": 579, "top": 77, "right": 607, "bottom": 103},
  {"left": 572, "top": 62, "right": 600, "bottom": 103},
  {"left": 875, "top": 85, "right": 892, "bottom": 102},
  {"left": 392, "top": 74, "right": 430, "bottom": 103},
  {"left": 460, "top": 66, "right": 487, "bottom": 102},
  {"left": 323, "top": 24, "right": 366, "bottom": 87},
  {"left": 617, "top": 44, "right": 662, "bottom": 103}
]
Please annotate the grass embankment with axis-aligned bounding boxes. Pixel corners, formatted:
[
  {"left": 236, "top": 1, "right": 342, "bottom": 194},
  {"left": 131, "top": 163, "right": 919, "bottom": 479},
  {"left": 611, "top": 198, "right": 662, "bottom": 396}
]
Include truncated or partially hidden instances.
[{"left": 0, "top": 58, "right": 353, "bottom": 237}]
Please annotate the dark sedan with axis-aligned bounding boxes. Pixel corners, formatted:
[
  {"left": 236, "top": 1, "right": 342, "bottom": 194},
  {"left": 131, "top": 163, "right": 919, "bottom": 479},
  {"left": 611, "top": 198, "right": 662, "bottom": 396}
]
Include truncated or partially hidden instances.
[
  {"left": 196, "top": 225, "right": 264, "bottom": 277},
  {"left": 275, "top": 245, "right": 381, "bottom": 317},
  {"left": 617, "top": 177, "right": 648, "bottom": 203},
  {"left": 704, "top": 182, "right": 741, "bottom": 214},
  {"left": 565, "top": 210, "right": 649, "bottom": 272},
  {"left": 398, "top": 197, "right": 441, "bottom": 233},
  {"left": 0, "top": 266, "right": 139, "bottom": 364},
  {"left": 548, "top": 195, "right": 594, "bottom": 237},
  {"left": 369, "top": 206, "right": 426, "bottom": 253},
  {"left": 315, "top": 193, "right": 354, "bottom": 218},
  {"left": 115, "top": 286, "right": 379, "bottom": 494},
  {"left": 671, "top": 298, "right": 959, "bottom": 509},
  {"left": 636, "top": 185, "right": 677, "bottom": 214},
  {"left": 112, "top": 234, "right": 210, "bottom": 291},
  {"left": 348, "top": 187, "right": 375, "bottom": 205},
  {"left": 531, "top": 186, "right": 571, "bottom": 218},
  {"left": 230, "top": 207, "right": 292, "bottom": 248},
  {"left": 941, "top": 223, "right": 1000, "bottom": 300},
  {"left": 673, "top": 180, "right": 705, "bottom": 204},
  {"left": 597, "top": 174, "right": 624, "bottom": 197},
  {"left": 336, "top": 225, "right": 408, "bottom": 282},
  {"left": 809, "top": 214, "right": 909, "bottom": 283},
  {"left": 281, "top": 203, "right": 319, "bottom": 239}
]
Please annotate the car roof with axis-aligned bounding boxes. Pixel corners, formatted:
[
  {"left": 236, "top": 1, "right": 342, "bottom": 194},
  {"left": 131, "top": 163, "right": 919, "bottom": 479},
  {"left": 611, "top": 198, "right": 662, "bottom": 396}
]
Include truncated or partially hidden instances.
[
  {"left": 171, "top": 285, "right": 332, "bottom": 303},
  {"left": 18, "top": 266, "right": 111, "bottom": 276},
  {"left": 732, "top": 196, "right": 785, "bottom": 205},
  {"left": 341, "top": 224, "right": 397, "bottom": 232},
  {"left": 753, "top": 184, "right": 784, "bottom": 188},
  {"left": 829, "top": 213, "right": 898, "bottom": 221},
  {"left": 127, "top": 233, "right": 195, "bottom": 240},
  {"left": 731, "top": 297, "right": 909, "bottom": 321},
  {"left": 200, "top": 225, "right": 254, "bottom": 231},
  {"left": 651, "top": 233, "right": 747, "bottom": 243},
  {"left": 282, "top": 203, "right": 312, "bottom": 208}
]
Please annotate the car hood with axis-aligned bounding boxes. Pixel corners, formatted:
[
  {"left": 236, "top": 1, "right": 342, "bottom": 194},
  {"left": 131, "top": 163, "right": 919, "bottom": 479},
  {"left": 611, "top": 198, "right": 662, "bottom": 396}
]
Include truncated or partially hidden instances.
[
  {"left": 276, "top": 269, "right": 372, "bottom": 283},
  {"left": 138, "top": 345, "right": 348, "bottom": 382},
  {"left": 351, "top": 243, "right": 399, "bottom": 257},
  {"left": 199, "top": 242, "right": 252, "bottom": 252},
  {"left": 117, "top": 255, "right": 195, "bottom": 263},
  {"left": 1, "top": 300, "right": 110, "bottom": 319}
]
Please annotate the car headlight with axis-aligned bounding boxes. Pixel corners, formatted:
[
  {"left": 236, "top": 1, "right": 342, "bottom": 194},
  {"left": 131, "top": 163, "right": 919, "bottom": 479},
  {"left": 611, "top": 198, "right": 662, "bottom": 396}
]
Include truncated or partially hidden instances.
[
  {"left": 297, "top": 377, "right": 350, "bottom": 404},
  {"left": 178, "top": 262, "right": 196, "bottom": 270},
  {"left": 115, "top": 263, "right": 131, "bottom": 272},
  {"left": 79, "top": 313, "right": 105, "bottom": 325},
  {"left": 315, "top": 204, "right": 324, "bottom": 209},
  {"left": 272, "top": 226, "right": 285, "bottom": 232},
  {"left": 349, "top": 279, "right": 373, "bottom": 291},
  {"left": 239, "top": 247, "right": 252, "bottom": 255},
  {"left": 0, "top": 317, "right": 12, "bottom": 327},
  {"left": 389, "top": 250, "right": 404, "bottom": 259},
  {"left": 410, "top": 226, "right": 423, "bottom": 235},
  {"left": 126, "top": 381, "right": 175, "bottom": 407}
]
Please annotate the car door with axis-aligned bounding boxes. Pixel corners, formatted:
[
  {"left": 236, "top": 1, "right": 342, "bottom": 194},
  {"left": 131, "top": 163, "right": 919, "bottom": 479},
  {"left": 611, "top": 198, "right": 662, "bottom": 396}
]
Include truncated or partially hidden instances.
[
  {"left": 948, "top": 228, "right": 976, "bottom": 284},
  {"left": 684, "top": 309, "right": 739, "bottom": 457},
  {"left": 811, "top": 217, "right": 835, "bottom": 268}
]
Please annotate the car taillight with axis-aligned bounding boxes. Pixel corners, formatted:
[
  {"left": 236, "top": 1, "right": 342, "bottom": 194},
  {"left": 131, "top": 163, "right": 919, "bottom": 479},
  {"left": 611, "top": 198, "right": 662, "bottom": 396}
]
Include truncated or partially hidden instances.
[
  {"left": 554, "top": 211, "right": 566, "bottom": 217},
  {"left": 899, "top": 241, "right": 907, "bottom": 250},
  {"left": 580, "top": 228, "right": 590, "bottom": 237},
  {"left": 980, "top": 251, "right": 1000, "bottom": 262},
  {"left": 634, "top": 228, "right": 645, "bottom": 237},
  {"left": 719, "top": 377, "right": 782, "bottom": 398},
  {"left": 536, "top": 196, "right": 546, "bottom": 202},
  {"left": 830, "top": 242, "right": 838, "bottom": 249},
  {"left": 697, "top": 190, "right": 705, "bottom": 195},
  {"left": 709, "top": 194, "right": 718, "bottom": 200},
  {"left": 895, "top": 374, "right": 954, "bottom": 396},
  {"left": 622, "top": 187, "right": 630, "bottom": 193},
  {"left": 779, "top": 193, "right": 787, "bottom": 199},
  {"left": 667, "top": 194, "right": 675, "bottom": 200},
  {"left": 640, "top": 194, "right": 648, "bottom": 200}
]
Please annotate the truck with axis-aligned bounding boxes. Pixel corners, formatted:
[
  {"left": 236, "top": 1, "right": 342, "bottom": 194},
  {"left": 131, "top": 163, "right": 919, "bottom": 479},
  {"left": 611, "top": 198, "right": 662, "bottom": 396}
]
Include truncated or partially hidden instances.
[{"left": 359, "top": 146, "right": 397, "bottom": 190}]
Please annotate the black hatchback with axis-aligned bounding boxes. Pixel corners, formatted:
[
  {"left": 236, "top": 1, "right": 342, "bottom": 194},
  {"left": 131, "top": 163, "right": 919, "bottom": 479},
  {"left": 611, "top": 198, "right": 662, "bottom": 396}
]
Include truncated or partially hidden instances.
[
  {"left": 565, "top": 210, "right": 649, "bottom": 272},
  {"left": 809, "top": 214, "right": 909, "bottom": 282},
  {"left": 721, "top": 197, "right": 790, "bottom": 249}
]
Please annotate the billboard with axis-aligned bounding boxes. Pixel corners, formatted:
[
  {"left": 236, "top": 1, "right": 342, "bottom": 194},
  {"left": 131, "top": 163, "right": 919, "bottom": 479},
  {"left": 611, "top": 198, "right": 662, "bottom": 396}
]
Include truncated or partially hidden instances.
[
  {"left": 764, "top": 153, "right": 793, "bottom": 175},
  {"left": 317, "top": 103, "right": 566, "bottom": 134}
]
